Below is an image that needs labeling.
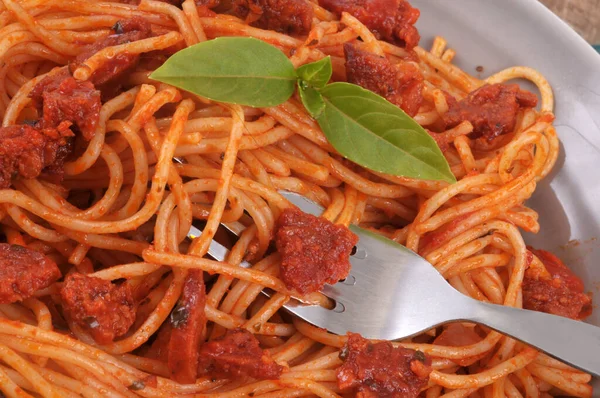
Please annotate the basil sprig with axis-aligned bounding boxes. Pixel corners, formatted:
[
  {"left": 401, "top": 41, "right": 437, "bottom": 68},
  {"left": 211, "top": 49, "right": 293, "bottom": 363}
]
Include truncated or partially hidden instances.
[{"left": 151, "top": 37, "right": 455, "bottom": 183}]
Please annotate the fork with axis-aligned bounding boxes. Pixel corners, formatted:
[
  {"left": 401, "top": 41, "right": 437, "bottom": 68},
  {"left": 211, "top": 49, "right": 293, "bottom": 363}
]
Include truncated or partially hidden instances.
[{"left": 190, "top": 191, "right": 600, "bottom": 376}]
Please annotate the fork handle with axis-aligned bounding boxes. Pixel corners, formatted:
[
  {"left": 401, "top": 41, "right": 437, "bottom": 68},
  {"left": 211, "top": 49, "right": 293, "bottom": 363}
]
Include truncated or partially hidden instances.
[{"left": 466, "top": 299, "right": 600, "bottom": 376}]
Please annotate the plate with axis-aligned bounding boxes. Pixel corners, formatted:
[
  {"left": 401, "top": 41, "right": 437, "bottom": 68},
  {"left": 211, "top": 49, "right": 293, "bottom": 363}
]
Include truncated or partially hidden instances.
[{"left": 415, "top": 0, "right": 600, "bottom": 390}]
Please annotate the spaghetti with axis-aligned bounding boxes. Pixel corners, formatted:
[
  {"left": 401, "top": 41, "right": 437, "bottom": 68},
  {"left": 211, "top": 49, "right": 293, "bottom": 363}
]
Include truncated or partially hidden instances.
[{"left": 0, "top": 0, "right": 594, "bottom": 397}]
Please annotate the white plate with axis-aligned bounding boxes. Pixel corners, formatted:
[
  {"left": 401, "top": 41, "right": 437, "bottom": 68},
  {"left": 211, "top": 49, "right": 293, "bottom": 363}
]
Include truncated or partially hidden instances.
[{"left": 415, "top": 0, "right": 600, "bottom": 388}]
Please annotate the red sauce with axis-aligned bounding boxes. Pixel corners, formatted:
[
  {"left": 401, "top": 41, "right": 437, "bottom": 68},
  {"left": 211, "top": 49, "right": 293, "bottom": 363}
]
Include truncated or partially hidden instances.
[
  {"left": 344, "top": 43, "right": 423, "bottom": 116},
  {"left": 433, "top": 324, "right": 484, "bottom": 366},
  {"left": 197, "top": 328, "right": 283, "bottom": 379},
  {"left": 0, "top": 244, "right": 61, "bottom": 304},
  {"left": 71, "top": 17, "right": 152, "bottom": 86},
  {"left": 202, "top": 0, "right": 313, "bottom": 35},
  {"left": 337, "top": 333, "right": 432, "bottom": 398},
  {"left": 0, "top": 124, "right": 73, "bottom": 189},
  {"left": 168, "top": 269, "right": 206, "bottom": 384},
  {"left": 523, "top": 248, "right": 592, "bottom": 320},
  {"left": 29, "top": 69, "right": 101, "bottom": 140},
  {"left": 320, "top": 0, "right": 421, "bottom": 49},
  {"left": 60, "top": 273, "right": 136, "bottom": 344},
  {"left": 275, "top": 207, "right": 358, "bottom": 294},
  {"left": 443, "top": 84, "right": 538, "bottom": 141}
]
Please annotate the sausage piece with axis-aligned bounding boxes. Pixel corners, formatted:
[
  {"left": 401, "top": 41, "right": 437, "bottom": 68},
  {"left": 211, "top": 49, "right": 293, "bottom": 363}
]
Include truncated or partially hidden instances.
[{"left": 0, "top": 244, "right": 61, "bottom": 303}]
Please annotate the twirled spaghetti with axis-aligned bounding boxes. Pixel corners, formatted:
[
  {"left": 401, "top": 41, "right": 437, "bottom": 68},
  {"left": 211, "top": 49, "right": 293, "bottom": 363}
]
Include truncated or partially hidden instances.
[{"left": 0, "top": 0, "right": 593, "bottom": 397}]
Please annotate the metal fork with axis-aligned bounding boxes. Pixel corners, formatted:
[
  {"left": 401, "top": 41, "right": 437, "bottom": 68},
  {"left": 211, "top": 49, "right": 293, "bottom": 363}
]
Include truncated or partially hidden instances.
[{"left": 190, "top": 191, "right": 600, "bottom": 376}]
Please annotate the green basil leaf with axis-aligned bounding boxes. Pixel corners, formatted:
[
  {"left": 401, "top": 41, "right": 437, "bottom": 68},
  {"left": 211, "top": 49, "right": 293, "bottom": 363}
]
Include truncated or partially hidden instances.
[
  {"left": 296, "top": 56, "right": 332, "bottom": 89},
  {"left": 150, "top": 37, "right": 297, "bottom": 107},
  {"left": 298, "top": 84, "right": 325, "bottom": 118},
  {"left": 316, "top": 82, "right": 456, "bottom": 183}
]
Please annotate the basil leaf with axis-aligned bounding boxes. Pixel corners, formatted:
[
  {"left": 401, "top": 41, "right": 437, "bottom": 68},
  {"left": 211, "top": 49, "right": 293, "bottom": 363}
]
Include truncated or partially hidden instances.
[
  {"left": 316, "top": 83, "right": 456, "bottom": 183},
  {"left": 296, "top": 56, "right": 332, "bottom": 89},
  {"left": 298, "top": 84, "right": 325, "bottom": 118},
  {"left": 150, "top": 37, "right": 297, "bottom": 107}
]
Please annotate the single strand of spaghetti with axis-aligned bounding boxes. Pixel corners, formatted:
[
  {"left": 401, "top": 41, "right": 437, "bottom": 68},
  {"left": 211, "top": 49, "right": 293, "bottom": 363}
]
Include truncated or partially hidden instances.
[
  {"left": 430, "top": 36, "right": 447, "bottom": 58},
  {"left": 287, "top": 135, "right": 414, "bottom": 198},
  {"left": 441, "top": 48, "right": 456, "bottom": 62},
  {"left": 36, "top": 28, "right": 110, "bottom": 44},
  {"left": 3, "top": 227, "right": 26, "bottom": 245},
  {"left": 189, "top": 105, "right": 243, "bottom": 255},
  {"left": 91, "top": 262, "right": 162, "bottom": 280},
  {"left": 182, "top": 0, "right": 207, "bottom": 42},
  {"left": 0, "top": 344, "right": 61, "bottom": 398},
  {"left": 352, "top": 191, "right": 367, "bottom": 224},
  {"left": 36, "top": 14, "right": 118, "bottom": 30},
  {"left": 486, "top": 67, "right": 553, "bottom": 112},
  {"left": 243, "top": 292, "right": 289, "bottom": 331},
  {"left": 2, "top": 0, "right": 82, "bottom": 56},
  {"left": 526, "top": 363, "right": 592, "bottom": 398},
  {"left": 5, "top": 205, "right": 67, "bottom": 242},
  {"left": 72, "top": 32, "right": 184, "bottom": 81},
  {"left": 430, "top": 347, "right": 537, "bottom": 389},
  {"left": 262, "top": 105, "right": 328, "bottom": 147},
  {"left": 181, "top": 114, "right": 277, "bottom": 136},
  {"left": 68, "top": 243, "right": 89, "bottom": 265},
  {"left": 138, "top": 0, "right": 197, "bottom": 46},
  {"left": 115, "top": 354, "right": 168, "bottom": 378},
  {"left": 199, "top": 17, "right": 301, "bottom": 47},
  {"left": 65, "top": 86, "right": 140, "bottom": 175}
]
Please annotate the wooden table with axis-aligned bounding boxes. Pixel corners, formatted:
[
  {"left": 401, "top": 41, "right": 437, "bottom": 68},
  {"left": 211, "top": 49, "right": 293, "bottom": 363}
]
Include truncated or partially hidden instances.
[{"left": 540, "top": 0, "right": 600, "bottom": 44}]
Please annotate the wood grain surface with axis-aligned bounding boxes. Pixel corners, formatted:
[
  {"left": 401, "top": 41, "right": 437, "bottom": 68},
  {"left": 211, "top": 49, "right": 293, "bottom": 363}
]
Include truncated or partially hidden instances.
[{"left": 540, "top": 0, "right": 600, "bottom": 44}]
